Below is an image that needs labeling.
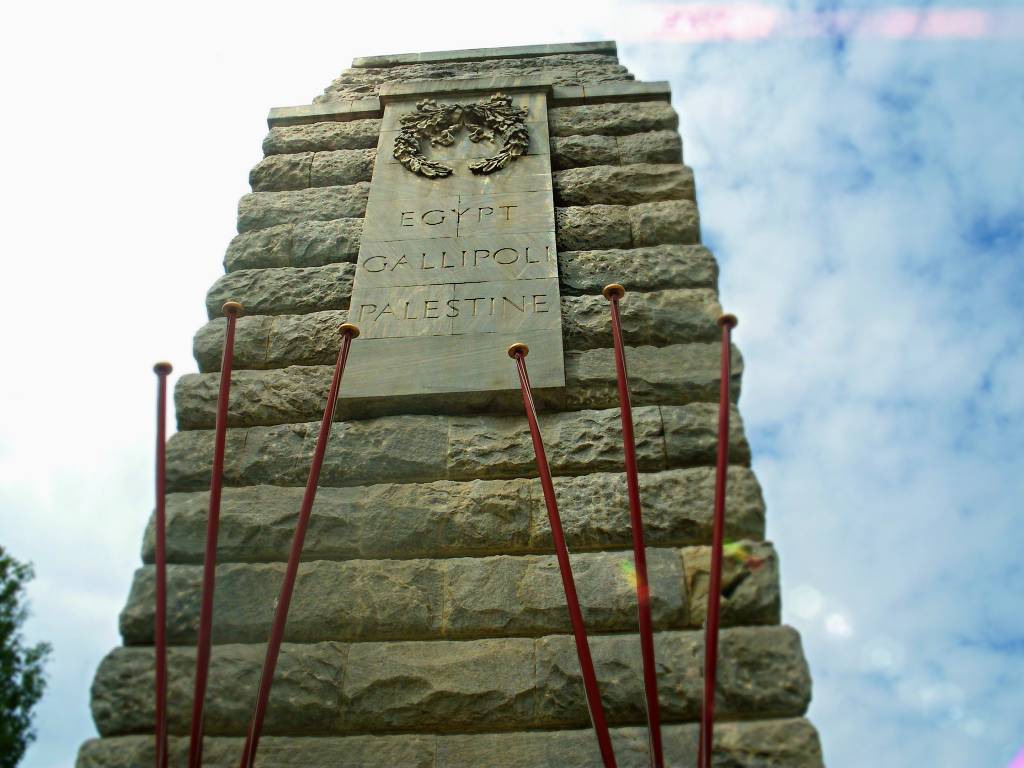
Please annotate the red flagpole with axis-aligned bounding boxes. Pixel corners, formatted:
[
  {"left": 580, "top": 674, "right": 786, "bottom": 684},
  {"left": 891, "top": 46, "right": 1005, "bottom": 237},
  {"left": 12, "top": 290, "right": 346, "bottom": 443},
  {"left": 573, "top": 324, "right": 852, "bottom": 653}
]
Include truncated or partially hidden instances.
[
  {"left": 697, "top": 313, "right": 738, "bottom": 768},
  {"left": 153, "top": 361, "right": 172, "bottom": 768},
  {"left": 508, "top": 343, "right": 618, "bottom": 768},
  {"left": 238, "top": 323, "right": 360, "bottom": 768},
  {"left": 603, "top": 284, "right": 664, "bottom": 768},
  {"left": 188, "top": 301, "right": 243, "bottom": 768}
]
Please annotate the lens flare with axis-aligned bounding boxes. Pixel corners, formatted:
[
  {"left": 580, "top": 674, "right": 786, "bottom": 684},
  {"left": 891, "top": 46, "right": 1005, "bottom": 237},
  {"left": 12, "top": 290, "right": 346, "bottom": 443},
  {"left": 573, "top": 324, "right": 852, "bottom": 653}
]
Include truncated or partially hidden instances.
[{"left": 619, "top": 559, "right": 638, "bottom": 589}]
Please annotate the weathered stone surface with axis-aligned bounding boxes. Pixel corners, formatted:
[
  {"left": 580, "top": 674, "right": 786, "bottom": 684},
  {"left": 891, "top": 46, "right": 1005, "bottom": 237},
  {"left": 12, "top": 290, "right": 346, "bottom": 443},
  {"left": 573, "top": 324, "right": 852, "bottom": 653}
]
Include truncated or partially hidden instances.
[
  {"left": 249, "top": 149, "right": 376, "bottom": 192},
  {"left": 263, "top": 119, "right": 381, "bottom": 155},
  {"left": 91, "top": 642, "right": 347, "bottom": 737},
  {"left": 682, "top": 541, "right": 781, "bottom": 627},
  {"left": 555, "top": 204, "right": 631, "bottom": 251},
  {"left": 248, "top": 151, "right": 312, "bottom": 192},
  {"left": 143, "top": 467, "right": 765, "bottom": 565},
  {"left": 536, "top": 626, "right": 811, "bottom": 724},
  {"left": 123, "top": 545, "right": 777, "bottom": 645},
  {"left": 205, "top": 263, "right": 355, "bottom": 318},
  {"left": 92, "top": 627, "right": 808, "bottom": 736},
  {"left": 192, "top": 290, "right": 718, "bottom": 371},
  {"left": 319, "top": 54, "right": 631, "bottom": 102},
  {"left": 563, "top": 288, "right": 720, "bottom": 351},
  {"left": 77, "top": 718, "right": 824, "bottom": 768},
  {"left": 558, "top": 245, "right": 716, "bottom": 294},
  {"left": 224, "top": 218, "right": 363, "bottom": 271},
  {"left": 164, "top": 405, "right": 748, "bottom": 491},
  {"left": 630, "top": 199, "right": 701, "bottom": 246},
  {"left": 237, "top": 183, "right": 369, "bottom": 232},
  {"left": 550, "top": 134, "right": 618, "bottom": 170},
  {"left": 616, "top": 130, "right": 682, "bottom": 165},
  {"left": 310, "top": 148, "right": 376, "bottom": 188},
  {"left": 549, "top": 101, "right": 678, "bottom": 137},
  {"left": 120, "top": 558, "right": 444, "bottom": 645},
  {"left": 553, "top": 164, "right": 695, "bottom": 206},
  {"left": 175, "top": 342, "right": 740, "bottom": 428}
]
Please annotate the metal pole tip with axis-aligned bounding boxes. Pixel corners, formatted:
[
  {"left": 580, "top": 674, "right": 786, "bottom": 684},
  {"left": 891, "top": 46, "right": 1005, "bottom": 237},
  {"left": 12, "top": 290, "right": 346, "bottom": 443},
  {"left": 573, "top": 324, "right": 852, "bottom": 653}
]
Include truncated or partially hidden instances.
[
  {"left": 222, "top": 301, "right": 244, "bottom": 317},
  {"left": 507, "top": 342, "right": 530, "bottom": 359},
  {"left": 602, "top": 283, "right": 626, "bottom": 301},
  {"left": 340, "top": 322, "right": 361, "bottom": 338},
  {"left": 717, "top": 313, "right": 738, "bottom": 329},
  {"left": 153, "top": 361, "right": 173, "bottom": 375}
]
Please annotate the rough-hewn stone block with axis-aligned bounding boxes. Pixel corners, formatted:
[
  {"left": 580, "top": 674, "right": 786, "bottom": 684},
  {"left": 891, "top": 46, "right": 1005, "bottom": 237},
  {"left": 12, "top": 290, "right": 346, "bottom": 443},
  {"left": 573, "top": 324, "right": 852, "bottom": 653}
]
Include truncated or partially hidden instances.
[
  {"left": 555, "top": 204, "right": 632, "bottom": 251},
  {"left": 224, "top": 218, "right": 363, "bottom": 272},
  {"left": 682, "top": 541, "right": 782, "bottom": 626},
  {"left": 558, "top": 245, "right": 716, "bottom": 294},
  {"left": 630, "top": 199, "right": 701, "bottom": 246},
  {"left": 122, "top": 545, "right": 776, "bottom": 645},
  {"left": 205, "top": 263, "right": 355, "bottom": 318},
  {"left": 90, "top": 626, "right": 809, "bottom": 736},
  {"left": 263, "top": 119, "right": 381, "bottom": 155},
  {"left": 249, "top": 149, "right": 376, "bottom": 192},
  {"left": 551, "top": 134, "right": 618, "bottom": 170},
  {"left": 174, "top": 342, "right": 740, "bottom": 428},
  {"left": 237, "top": 183, "right": 369, "bottom": 232},
  {"left": 77, "top": 718, "right": 824, "bottom": 768},
  {"left": 192, "top": 290, "right": 718, "bottom": 372},
  {"left": 616, "top": 130, "right": 682, "bottom": 165},
  {"left": 549, "top": 102, "right": 678, "bottom": 137},
  {"left": 164, "top": 405, "right": 748, "bottom": 492},
  {"left": 553, "top": 164, "right": 695, "bottom": 206},
  {"left": 142, "top": 467, "right": 765, "bottom": 565}
]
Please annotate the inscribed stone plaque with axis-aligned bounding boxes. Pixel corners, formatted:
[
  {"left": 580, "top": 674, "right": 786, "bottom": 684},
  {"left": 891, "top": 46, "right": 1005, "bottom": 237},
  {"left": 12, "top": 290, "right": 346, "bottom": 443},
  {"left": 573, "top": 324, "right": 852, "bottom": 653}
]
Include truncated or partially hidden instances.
[{"left": 343, "top": 89, "right": 564, "bottom": 398}]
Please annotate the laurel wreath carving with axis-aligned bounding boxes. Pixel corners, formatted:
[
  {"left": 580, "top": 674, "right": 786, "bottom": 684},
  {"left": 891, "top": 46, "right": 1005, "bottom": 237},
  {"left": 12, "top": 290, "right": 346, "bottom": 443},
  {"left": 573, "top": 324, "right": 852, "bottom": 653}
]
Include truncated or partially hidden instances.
[{"left": 392, "top": 93, "right": 530, "bottom": 178}]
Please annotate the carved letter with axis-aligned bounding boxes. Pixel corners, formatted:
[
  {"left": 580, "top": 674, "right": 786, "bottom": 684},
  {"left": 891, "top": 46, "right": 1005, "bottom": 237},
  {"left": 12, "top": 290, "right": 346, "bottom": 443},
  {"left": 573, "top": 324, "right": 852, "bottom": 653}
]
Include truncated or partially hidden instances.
[
  {"left": 363, "top": 256, "right": 386, "bottom": 273},
  {"left": 400, "top": 211, "right": 415, "bottom": 226},
  {"left": 446, "top": 298, "right": 460, "bottom": 318},
  {"left": 358, "top": 304, "right": 377, "bottom": 321},
  {"left": 533, "top": 294, "right": 549, "bottom": 313},
  {"left": 477, "top": 206, "right": 494, "bottom": 222},
  {"left": 391, "top": 254, "right": 409, "bottom": 270},
  {"left": 473, "top": 249, "right": 490, "bottom": 266},
  {"left": 502, "top": 296, "right": 526, "bottom": 314},
  {"left": 424, "top": 299, "right": 440, "bottom": 319},
  {"left": 493, "top": 247, "right": 518, "bottom": 265},
  {"left": 422, "top": 209, "right": 445, "bottom": 226},
  {"left": 499, "top": 204, "right": 517, "bottom": 221}
]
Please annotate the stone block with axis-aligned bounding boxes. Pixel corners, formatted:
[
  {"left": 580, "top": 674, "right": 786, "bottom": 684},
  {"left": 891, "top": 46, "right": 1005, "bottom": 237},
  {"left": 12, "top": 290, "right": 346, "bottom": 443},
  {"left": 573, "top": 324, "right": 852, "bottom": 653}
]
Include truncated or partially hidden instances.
[
  {"left": 90, "top": 627, "right": 809, "bottom": 736},
  {"left": 204, "top": 263, "right": 355, "bottom": 318},
  {"left": 555, "top": 204, "right": 631, "bottom": 250},
  {"left": 548, "top": 102, "right": 678, "bottom": 137},
  {"left": 550, "top": 134, "right": 618, "bottom": 170},
  {"left": 553, "top": 164, "right": 695, "bottom": 206},
  {"left": 310, "top": 148, "right": 376, "bottom": 188},
  {"left": 248, "top": 152, "right": 312, "bottom": 192},
  {"left": 237, "top": 183, "right": 369, "bottom": 232},
  {"left": 263, "top": 119, "right": 381, "bottom": 155},
  {"left": 163, "top": 404, "right": 747, "bottom": 491},
  {"left": 558, "top": 244, "right": 716, "bottom": 295},
  {"left": 142, "top": 467, "right": 765, "bottom": 565},
  {"left": 629, "top": 199, "right": 701, "bottom": 246},
  {"left": 682, "top": 541, "right": 781, "bottom": 627},
  {"left": 76, "top": 718, "right": 824, "bottom": 768},
  {"left": 616, "top": 130, "right": 682, "bottom": 165}
]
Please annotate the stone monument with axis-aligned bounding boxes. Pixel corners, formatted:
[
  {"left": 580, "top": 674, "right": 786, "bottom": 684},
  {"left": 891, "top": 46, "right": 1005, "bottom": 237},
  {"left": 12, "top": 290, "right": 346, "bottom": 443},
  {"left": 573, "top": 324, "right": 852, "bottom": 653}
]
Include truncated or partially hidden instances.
[{"left": 78, "top": 41, "right": 824, "bottom": 767}]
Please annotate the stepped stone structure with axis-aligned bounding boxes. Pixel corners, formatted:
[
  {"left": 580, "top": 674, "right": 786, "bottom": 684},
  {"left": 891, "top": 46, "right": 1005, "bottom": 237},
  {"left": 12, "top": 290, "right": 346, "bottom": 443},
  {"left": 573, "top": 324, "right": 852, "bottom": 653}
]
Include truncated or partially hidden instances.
[{"left": 78, "top": 41, "right": 823, "bottom": 767}]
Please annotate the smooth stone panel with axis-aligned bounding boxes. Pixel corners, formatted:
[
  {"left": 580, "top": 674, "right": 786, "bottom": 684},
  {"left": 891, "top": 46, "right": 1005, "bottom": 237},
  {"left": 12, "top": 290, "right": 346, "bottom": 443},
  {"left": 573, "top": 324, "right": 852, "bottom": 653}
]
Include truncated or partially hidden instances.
[
  {"left": 143, "top": 468, "right": 766, "bottom": 565},
  {"left": 356, "top": 232, "right": 558, "bottom": 289},
  {"left": 77, "top": 718, "right": 824, "bottom": 768}
]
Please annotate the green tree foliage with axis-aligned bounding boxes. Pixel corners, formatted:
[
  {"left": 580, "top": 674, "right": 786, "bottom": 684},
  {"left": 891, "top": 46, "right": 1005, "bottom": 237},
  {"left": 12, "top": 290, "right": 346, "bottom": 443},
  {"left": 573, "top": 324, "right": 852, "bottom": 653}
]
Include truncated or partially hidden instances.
[{"left": 0, "top": 547, "right": 50, "bottom": 768}]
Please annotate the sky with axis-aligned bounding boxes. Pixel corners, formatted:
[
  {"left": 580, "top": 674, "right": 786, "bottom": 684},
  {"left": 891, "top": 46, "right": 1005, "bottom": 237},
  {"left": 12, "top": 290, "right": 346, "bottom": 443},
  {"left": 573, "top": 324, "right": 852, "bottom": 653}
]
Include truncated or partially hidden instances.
[{"left": 0, "top": 1, "right": 1021, "bottom": 766}]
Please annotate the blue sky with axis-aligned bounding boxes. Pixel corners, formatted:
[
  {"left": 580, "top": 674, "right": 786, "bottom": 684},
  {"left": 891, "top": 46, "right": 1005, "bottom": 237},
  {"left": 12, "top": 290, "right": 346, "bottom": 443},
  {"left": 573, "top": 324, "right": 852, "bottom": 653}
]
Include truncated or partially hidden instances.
[{"left": 0, "top": 2, "right": 1021, "bottom": 766}]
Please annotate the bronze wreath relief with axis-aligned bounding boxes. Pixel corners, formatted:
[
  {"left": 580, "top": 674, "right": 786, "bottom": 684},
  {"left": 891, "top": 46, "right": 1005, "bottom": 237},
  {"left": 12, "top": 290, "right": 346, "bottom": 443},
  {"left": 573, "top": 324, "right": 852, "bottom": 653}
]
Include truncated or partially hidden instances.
[{"left": 392, "top": 92, "right": 530, "bottom": 178}]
